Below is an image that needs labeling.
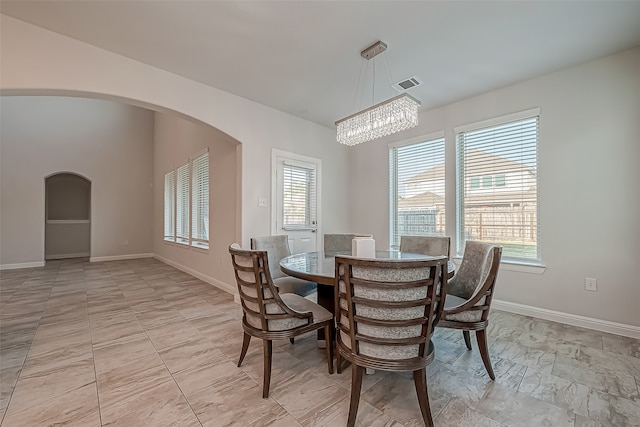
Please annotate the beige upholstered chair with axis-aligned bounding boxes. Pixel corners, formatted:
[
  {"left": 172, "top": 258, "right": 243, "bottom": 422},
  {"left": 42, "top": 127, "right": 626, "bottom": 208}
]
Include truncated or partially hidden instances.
[
  {"left": 438, "top": 240, "right": 502, "bottom": 380},
  {"left": 400, "top": 235, "right": 451, "bottom": 258},
  {"left": 251, "top": 235, "right": 316, "bottom": 297},
  {"left": 323, "top": 233, "right": 356, "bottom": 253},
  {"left": 229, "top": 244, "right": 334, "bottom": 398},
  {"left": 334, "top": 255, "right": 449, "bottom": 427}
]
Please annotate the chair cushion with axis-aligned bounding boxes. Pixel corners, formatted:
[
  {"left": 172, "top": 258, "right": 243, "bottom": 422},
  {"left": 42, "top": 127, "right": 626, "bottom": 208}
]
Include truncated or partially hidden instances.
[
  {"left": 280, "top": 293, "right": 333, "bottom": 324},
  {"left": 273, "top": 276, "right": 317, "bottom": 297},
  {"left": 443, "top": 294, "right": 483, "bottom": 322}
]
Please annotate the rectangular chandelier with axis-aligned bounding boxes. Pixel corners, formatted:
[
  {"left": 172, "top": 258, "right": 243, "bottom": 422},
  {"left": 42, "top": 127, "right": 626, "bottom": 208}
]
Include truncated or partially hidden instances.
[{"left": 335, "top": 93, "right": 421, "bottom": 146}]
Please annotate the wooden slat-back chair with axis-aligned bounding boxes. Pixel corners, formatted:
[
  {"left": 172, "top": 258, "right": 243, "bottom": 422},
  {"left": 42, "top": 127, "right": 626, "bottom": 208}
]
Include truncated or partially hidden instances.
[
  {"left": 439, "top": 241, "right": 502, "bottom": 380},
  {"left": 229, "top": 244, "right": 333, "bottom": 398},
  {"left": 334, "top": 255, "right": 448, "bottom": 427}
]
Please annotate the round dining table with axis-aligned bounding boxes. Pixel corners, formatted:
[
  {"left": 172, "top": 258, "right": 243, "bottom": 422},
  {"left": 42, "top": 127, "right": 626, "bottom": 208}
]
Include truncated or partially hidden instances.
[{"left": 280, "top": 250, "right": 455, "bottom": 345}]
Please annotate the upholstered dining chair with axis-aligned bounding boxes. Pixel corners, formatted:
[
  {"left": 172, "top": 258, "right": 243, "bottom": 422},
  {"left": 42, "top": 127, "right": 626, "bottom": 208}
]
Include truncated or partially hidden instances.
[
  {"left": 438, "top": 240, "right": 502, "bottom": 380},
  {"left": 400, "top": 235, "right": 451, "bottom": 258},
  {"left": 334, "top": 255, "right": 449, "bottom": 427},
  {"left": 229, "top": 244, "right": 334, "bottom": 398},
  {"left": 251, "top": 235, "right": 316, "bottom": 297},
  {"left": 323, "top": 233, "right": 356, "bottom": 253}
]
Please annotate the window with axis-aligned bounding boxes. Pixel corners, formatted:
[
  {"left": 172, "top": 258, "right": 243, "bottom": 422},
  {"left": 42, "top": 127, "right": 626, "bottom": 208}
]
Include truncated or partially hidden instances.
[
  {"left": 390, "top": 136, "right": 446, "bottom": 247},
  {"left": 456, "top": 110, "right": 539, "bottom": 262},
  {"left": 163, "top": 149, "right": 209, "bottom": 249},
  {"left": 191, "top": 152, "right": 209, "bottom": 248},
  {"left": 282, "top": 162, "right": 316, "bottom": 229},
  {"left": 176, "top": 163, "right": 190, "bottom": 244},
  {"left": 163, "top": 170, "right": 175, "bottom": 241}
]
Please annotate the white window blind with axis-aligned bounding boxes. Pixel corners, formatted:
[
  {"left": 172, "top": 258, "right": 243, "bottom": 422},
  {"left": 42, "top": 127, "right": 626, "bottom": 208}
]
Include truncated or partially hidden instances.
[
  {"left": 282, "top": 163, "right": 316, "bottom": 229},
  {"left": 176, "top": 163, "right": 190, "bottom": 244},
  {"left": 456, "top": 114, "right": 539, "bottom": 261},
  {"left": 164, "top": 170, "right": 175, "bottom": 242},
  {"left": 191, "top": 151, "right": 209, "bottom": 248},
  {"left": 389, "top": 137, "right": 446, "bottom": 247}
]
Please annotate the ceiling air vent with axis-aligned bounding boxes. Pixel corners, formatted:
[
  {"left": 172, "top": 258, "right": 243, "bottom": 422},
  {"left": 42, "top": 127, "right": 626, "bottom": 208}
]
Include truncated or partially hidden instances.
[{"left": 392, "top": 76, "right": 421, "bottom": 92}]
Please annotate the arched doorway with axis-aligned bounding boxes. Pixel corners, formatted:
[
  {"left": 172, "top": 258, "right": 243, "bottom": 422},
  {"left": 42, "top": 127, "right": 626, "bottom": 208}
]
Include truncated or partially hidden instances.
[{"left": 45, "top": 173, "right": 91, "bottom": 260}]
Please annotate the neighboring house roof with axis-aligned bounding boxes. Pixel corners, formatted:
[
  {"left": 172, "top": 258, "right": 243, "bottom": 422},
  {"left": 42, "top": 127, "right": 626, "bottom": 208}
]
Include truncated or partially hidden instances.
[
  {"left": 463, "top": 149, "right": 536, "bottom": 177},
  {"left": 404, "top": 149, "right": 535, "bottom": 186},
  {"left": 404, "top": 163, "right": 446, "bottom": 184},
  {"left": 398, "top": 191, "right": 445, "bottom": 209},
  {"left": 464, "top": 187, "right": 538, "bottom": 206}
]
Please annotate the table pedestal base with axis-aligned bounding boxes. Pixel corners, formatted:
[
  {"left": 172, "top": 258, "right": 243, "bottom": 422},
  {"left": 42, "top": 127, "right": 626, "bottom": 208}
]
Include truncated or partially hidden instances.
[{"left": 316, "top": 283, "right": 335, "bottom": 344}]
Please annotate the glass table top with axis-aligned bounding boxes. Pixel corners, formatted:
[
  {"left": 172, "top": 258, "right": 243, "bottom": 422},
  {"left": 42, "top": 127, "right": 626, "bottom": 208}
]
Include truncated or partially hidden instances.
[{"left": 279, "top": 250, "right": 453, "bottom": 285}]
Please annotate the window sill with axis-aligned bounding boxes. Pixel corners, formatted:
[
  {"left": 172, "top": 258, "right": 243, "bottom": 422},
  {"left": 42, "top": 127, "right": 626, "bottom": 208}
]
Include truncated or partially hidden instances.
[
  {"left": 162, "top": 239, "right": 208, "bottom": 252},
  {"left": 191, "top": 242, "right": 209, "bottom": 252},
  {"left": 452, "top": 257, "right": 546, "bottom": 275}
]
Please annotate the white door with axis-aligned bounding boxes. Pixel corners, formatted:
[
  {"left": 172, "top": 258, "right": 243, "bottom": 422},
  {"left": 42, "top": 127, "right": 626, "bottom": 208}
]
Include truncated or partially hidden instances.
[{"left": 272, "top": 150, "right": 321, "bottom": 254}]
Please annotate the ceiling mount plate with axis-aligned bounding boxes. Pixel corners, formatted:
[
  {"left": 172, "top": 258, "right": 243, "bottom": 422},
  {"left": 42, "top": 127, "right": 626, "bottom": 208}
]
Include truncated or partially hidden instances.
[{"left": 361, "top": 41, "right": 387, "bottom": 60}]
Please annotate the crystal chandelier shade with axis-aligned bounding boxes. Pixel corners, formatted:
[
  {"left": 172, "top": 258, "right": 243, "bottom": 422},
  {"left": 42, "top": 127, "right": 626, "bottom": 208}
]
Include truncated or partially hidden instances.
[
  {"left": 335, "top": 41, "right": 421, "bottom": 146},
  {"left": 335, "top": 94, "right": 420, "bottom": 146}
]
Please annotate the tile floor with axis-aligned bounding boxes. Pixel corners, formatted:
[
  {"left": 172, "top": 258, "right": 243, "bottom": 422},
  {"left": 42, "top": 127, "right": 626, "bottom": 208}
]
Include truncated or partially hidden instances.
[{"left": 1, "top": 257, "right": 639, "bottom": 426}]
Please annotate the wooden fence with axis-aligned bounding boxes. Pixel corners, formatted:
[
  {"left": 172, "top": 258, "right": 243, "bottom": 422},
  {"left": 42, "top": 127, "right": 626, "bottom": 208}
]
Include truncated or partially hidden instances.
[
  {"left": 463, "top": 206, "right": 537, "bottom": 243},
  {"left": 398, "top": 205, "right": 537, "bottom": 244}
]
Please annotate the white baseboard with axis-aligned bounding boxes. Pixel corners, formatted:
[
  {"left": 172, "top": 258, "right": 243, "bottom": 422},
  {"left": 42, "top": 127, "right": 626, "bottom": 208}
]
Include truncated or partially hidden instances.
[
  {"left": 492, "top": 299, "right": 640, "bottom": 339},
  {"left": 90, "top": 253, "right": 153, "bottom": 262},
  {"left": 46, "top": 252, "right": 90, "bottom": 260},
  {"left": 153, "top": 254, "right": 237, "bottom": 296},
  {"left": 0, "top": 261, "right": 46, "bottom": 270}
]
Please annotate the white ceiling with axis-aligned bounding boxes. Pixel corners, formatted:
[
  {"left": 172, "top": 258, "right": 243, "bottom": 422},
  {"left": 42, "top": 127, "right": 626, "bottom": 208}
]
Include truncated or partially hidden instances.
[{"left": 2, "top": 1, "right": 640, "bottom": 129}]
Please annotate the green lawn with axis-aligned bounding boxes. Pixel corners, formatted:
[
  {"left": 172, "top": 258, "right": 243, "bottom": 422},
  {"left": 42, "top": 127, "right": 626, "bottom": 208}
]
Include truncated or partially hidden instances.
[{"left": 496, "top": 242, "right": 538, "bottom": 259}]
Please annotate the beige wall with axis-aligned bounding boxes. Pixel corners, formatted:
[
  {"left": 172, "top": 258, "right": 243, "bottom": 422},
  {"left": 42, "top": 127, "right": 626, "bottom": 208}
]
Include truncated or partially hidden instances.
[
  {"left": 347, "top": 47, "right": 640, "bottom": 328},
  {"left": 153, "top": 112, "right": 239, "bottom": 292},
  {"left": 0, "top": 96, "right": 154, "bottom": 266}
]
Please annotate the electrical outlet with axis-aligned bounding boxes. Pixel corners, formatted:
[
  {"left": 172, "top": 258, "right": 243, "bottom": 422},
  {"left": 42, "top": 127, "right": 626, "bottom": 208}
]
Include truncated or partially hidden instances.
[
  {"left": 258, "top": 197, "right": 267, "bottom": 207},
  {"left": 585, "top": 277, "right": 597, "bottom": 292}
]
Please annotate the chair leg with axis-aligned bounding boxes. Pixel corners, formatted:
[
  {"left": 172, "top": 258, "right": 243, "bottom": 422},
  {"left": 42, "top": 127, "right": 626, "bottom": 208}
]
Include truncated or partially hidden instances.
[
  {"left": 289, "top": 338, "right": 295, "bottom": 344},
  {"left": 238, "top": 332, "right": 251, "bottom": 367},
  {"left": 347, "top": 364, "right": 364, "bottom": 427},
  {"left": 413, "top": 368, "right": 434, "bottom": 427},
  {"left": 324, "top": 324, "right": 333, "bottom": 374},
  {"left": 262, "top": 340, "right": 273, "bottom": 398},
  {"left": 476, "top": 329, "right": 495, "bottom": 380},
  {"left": 463, "top": 330, "right": 472, "bottom": 350}
]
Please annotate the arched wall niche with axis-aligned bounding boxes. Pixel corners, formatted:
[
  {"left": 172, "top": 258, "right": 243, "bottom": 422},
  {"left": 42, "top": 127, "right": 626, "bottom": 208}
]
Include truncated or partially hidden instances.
[
  {"left": 44, "top": 171, "right": 92, "bottom": 260},
  {"left": 45, "top": 172, "right": 91, "bottom": 221}
]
